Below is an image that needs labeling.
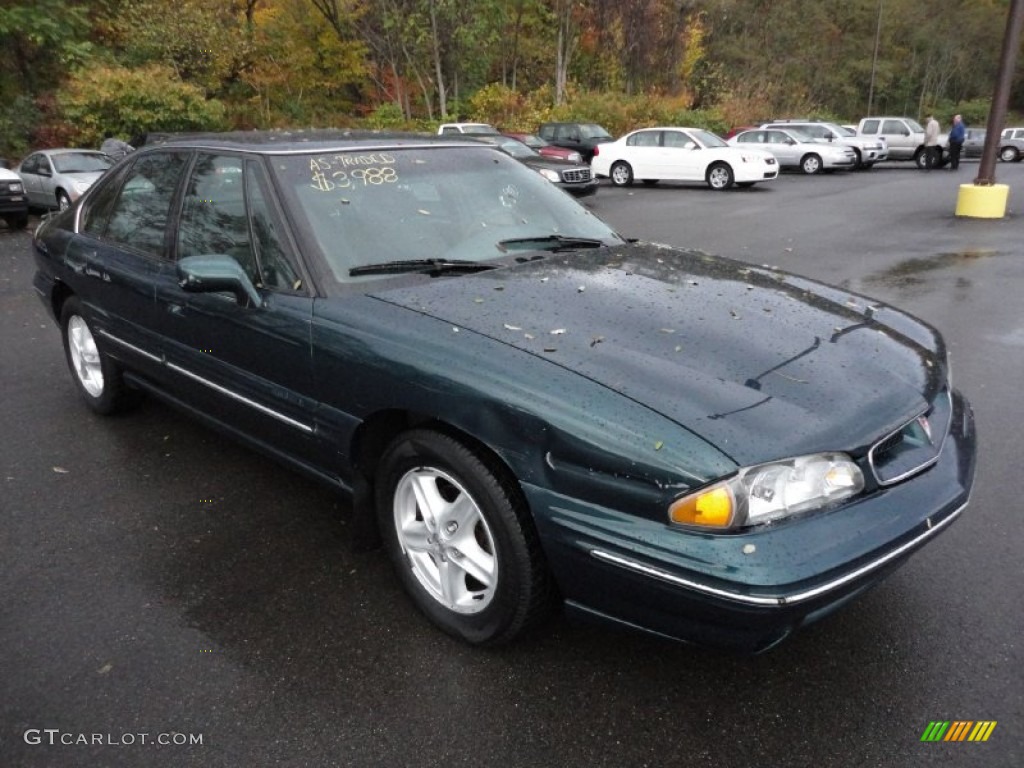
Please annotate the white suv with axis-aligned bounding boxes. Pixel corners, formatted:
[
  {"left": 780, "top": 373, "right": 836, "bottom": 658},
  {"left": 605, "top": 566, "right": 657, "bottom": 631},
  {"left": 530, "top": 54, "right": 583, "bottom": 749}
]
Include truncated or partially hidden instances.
[{"left": 762, "top": 120, "right": 888, "bottom": 169}]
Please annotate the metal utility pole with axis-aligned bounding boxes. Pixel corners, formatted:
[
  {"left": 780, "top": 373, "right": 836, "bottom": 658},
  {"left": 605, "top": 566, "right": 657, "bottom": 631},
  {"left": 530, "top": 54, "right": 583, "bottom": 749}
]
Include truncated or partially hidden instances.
[
  {"left": 867, "top": 0, "right": 884, "bottom": 115},
  {"left": 976, "top": 0, "right": 1024, "bottom": 185}
]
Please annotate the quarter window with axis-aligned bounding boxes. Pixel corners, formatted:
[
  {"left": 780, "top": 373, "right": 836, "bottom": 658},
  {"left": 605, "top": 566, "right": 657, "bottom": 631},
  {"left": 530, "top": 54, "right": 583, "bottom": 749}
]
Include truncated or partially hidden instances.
[
  {"left": 628, "top": 131, "right": 660, "bottom": 147},
  {"left": 244, "top": 162, "right": 301, "bottom": 292}
]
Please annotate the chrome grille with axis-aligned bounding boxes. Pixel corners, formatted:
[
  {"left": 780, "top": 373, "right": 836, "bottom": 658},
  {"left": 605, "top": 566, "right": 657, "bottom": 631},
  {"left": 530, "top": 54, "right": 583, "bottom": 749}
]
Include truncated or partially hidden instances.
[
  {"left": 562, "top": 168, "right": 592, "bottom": 183},
  {"left": 868, "top": 388, "right": 952, "bottom": 486}
]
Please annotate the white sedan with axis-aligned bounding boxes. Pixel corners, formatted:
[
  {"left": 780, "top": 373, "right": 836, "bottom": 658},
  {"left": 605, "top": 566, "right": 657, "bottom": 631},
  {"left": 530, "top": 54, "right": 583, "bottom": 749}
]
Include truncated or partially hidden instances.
[{"left": 591, "top": 127, "right": 778, "bottom": 190}]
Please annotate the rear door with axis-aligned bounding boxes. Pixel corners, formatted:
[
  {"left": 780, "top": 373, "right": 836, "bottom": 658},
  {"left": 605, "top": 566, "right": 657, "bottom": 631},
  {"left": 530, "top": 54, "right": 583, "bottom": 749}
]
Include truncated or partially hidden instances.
[
  {"left": 624, "top": 130, "right": 663, "bottom": 179},
  {"left": 64, "top": 150, "right": 190, "bottom": 380}
]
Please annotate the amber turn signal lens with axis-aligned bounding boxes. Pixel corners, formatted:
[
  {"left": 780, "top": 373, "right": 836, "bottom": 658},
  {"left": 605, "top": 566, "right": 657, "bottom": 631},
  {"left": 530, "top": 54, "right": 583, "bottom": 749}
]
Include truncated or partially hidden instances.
[{"left": 669, "top": 486, "right": 734, "bottom": 528}]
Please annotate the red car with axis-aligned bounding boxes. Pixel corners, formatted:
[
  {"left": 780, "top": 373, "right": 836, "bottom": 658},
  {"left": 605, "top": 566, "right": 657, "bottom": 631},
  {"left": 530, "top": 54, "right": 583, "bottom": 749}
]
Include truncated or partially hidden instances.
[{"left": 503, "top": 132, "right": 584, "bottom": 163}]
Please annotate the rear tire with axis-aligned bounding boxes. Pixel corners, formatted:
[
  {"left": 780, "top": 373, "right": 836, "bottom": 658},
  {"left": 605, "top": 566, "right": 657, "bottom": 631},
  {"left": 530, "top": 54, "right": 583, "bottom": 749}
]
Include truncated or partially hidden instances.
[
  {"left": 375, "top": 429, "right": 553, "bottom": 645},
  {"left": 999, "top": 146, "right": 1019, "bottom": 162},
  {"left": 610, "top": 161, "right": 634, "bottom": 187}
]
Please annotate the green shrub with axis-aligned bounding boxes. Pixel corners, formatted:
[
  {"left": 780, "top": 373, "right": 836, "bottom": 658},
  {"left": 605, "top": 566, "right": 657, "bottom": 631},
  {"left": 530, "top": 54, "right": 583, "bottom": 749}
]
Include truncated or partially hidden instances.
[{"left": 57, "top": 63, "right": 228, "bottom": 147}]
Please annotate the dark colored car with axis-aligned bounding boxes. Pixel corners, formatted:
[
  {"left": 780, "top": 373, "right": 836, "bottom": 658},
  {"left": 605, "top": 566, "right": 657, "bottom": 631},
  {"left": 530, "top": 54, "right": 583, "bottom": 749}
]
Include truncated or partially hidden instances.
[
  {"left": 0, "top": 165, "right": 29, "bottom": 229},
  {"left": 32, "top": 131, "right": 976, "bottom": 653},
  {"left": 537, "top": 122, "right": 614, "bottom": 162},
  {"left": 502, "top": 132, "right": 584, "bottom": 163},
  {"left": 472, "top": 135, "right": 597, "bottom": 197}
]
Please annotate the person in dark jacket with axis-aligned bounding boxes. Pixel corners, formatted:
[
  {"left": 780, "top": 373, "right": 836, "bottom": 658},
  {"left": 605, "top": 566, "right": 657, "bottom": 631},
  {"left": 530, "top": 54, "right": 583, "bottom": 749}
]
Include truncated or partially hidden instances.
[{"left": 947, "top": 114, "right": 965, "bottom": 170}]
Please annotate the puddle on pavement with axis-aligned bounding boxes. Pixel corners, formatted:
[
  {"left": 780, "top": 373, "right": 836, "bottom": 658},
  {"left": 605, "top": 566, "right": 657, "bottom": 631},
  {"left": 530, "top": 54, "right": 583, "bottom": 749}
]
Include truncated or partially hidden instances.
[{"left": 862, "top": 249, "right": 1001, "bottom": 289}]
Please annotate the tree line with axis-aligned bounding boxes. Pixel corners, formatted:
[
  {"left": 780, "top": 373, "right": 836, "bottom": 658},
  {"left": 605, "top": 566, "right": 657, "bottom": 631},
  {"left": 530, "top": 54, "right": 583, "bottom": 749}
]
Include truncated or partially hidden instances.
[{"left": 0, "top": 0, "right": 1019, "bottom": 159}]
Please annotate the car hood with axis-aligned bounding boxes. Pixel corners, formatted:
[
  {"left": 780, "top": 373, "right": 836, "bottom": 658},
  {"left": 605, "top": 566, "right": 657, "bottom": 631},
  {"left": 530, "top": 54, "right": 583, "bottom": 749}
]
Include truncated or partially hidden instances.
[
  {"left": 61, "top": 170, "right": 106, "bottom": 185},
  {"left": 368, "top": 243, "right": 946, "bottom": 466},
  {"left": 517, "top": 154, "right": 590, "bottom": 173}
]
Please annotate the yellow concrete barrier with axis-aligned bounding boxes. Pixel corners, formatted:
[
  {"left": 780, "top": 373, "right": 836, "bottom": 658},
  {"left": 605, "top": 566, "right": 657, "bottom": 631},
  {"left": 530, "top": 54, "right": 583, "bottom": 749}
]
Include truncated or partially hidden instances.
[{"left": 955, "top": 183, "right": 1010, "bottom": 218}]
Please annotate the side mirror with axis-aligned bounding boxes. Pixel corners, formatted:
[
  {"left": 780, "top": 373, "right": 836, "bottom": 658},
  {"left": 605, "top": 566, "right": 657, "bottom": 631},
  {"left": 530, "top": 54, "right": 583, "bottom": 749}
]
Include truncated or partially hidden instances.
[{"left": 177, "top": 254, "right": 262, "bottom": 308}]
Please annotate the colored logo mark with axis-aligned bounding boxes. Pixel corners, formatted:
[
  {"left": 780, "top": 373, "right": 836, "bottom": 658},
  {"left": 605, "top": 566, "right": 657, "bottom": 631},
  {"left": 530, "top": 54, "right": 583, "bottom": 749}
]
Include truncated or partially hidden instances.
[{"left": 921, "top": 721, "right": 997, "bottom": 742}]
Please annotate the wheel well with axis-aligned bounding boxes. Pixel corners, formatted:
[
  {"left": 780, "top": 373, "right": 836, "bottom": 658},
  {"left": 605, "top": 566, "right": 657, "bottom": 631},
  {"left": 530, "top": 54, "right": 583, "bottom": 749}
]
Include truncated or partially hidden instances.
[
  {"left": 350, "top": 410, "right": 529, "bottom": 546},
  {"left": 50, "top": 281, "right": 74, "bottom": 322}
]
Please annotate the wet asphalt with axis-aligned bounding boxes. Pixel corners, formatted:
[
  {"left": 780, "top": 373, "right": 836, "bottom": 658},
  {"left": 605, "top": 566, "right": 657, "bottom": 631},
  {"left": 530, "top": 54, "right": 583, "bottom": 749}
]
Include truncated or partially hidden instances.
[{"left": 1, "top": 160, "right": 1021, "bottom": 767}]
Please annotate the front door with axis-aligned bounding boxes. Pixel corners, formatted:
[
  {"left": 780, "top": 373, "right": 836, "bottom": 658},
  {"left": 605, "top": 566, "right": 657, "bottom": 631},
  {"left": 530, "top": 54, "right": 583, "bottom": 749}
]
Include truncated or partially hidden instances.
[{"left": 151, "top": 153, "right": 326, "bottom": 470}]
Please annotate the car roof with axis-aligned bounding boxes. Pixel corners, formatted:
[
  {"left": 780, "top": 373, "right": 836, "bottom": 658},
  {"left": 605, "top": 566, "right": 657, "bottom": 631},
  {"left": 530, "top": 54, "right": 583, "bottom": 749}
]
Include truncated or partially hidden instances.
[{"left": 135, "top": 129, "right": 481, "bottom": 154}]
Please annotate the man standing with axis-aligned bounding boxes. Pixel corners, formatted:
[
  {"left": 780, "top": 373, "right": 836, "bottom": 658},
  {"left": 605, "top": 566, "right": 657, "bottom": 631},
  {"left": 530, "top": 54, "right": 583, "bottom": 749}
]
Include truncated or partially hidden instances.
[
  {"left": 924, "top": 115, "right": 941, "bottom": 169},
  {"left": 947, "top": 114, "right": 965, "bottom": 170}
]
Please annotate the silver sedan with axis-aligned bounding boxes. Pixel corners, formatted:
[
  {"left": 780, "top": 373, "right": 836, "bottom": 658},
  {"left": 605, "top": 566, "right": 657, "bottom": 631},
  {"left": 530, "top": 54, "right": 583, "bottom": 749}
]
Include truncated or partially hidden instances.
[
  {"left": 16, "top": 149, "right": 114, "bottom": 211},
  {"left": 728, "top": 128, "right": 857, "bottom": 174}
]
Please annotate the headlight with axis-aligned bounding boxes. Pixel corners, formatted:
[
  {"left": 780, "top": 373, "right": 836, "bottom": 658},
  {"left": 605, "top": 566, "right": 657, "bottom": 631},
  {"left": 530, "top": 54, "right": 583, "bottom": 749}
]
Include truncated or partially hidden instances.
[
  {"left": 10, "top": 182, "right": 23, "bottom": 192},
  {"left": 568, "top": 152, "right": 583, "bottom": 163},
  {"left": 537, "top": 168, "right": 561, "bottom": 183},
  {"left": 72, "top": 179, "right": 91, "bottom": 192},
  {"left": 668, "top": 453, "right": 864, "bottom": 530}
]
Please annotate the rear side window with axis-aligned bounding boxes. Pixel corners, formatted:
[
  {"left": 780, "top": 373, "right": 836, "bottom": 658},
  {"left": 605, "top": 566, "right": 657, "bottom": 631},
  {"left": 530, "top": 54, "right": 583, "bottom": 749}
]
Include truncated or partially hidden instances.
[
  {"left": 881, "top": 120, "right": 906, "bottom": 134},
  {"left": 627, "top": 131, "right": 660, "bottom": 147},
  {"left": 861, "top": 120, "right": 880, "bottom": 134},
  {"left": 83, "top": 151, "right": 188, "bottom": 257}
]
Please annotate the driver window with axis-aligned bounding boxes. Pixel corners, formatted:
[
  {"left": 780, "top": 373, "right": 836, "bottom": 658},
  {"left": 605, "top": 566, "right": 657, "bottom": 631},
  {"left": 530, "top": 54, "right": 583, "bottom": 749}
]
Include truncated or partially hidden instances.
[
  {"left": 177, "top": 153, "right": 259, "bottom": 286},
  {"left": 663, "top": 131, "right": 694, "bottom": 149}
]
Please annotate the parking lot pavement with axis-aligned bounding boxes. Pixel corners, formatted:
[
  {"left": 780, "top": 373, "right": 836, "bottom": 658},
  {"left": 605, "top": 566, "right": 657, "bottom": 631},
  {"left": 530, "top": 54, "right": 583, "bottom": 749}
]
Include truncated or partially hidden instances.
[{"left": 2, "top": 165, "right": 1022, "bottom": 767}]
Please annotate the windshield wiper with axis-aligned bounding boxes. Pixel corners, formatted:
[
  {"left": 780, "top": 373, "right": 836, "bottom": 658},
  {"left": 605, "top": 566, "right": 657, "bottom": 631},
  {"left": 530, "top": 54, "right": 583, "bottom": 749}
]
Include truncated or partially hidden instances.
[
  {"left": 349, "top": 258, "right": 498, "bottom": 277},
  {"left": 497, "top": 234, "right": 607, "bottom": 252}
]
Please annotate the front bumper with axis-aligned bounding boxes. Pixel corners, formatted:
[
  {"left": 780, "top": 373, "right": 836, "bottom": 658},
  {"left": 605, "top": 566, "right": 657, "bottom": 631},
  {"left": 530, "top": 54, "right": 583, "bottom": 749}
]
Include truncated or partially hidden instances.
[
  {"left": 0, "top": 195, "right": 28, "bottom": 216},
  {"left": 526, "top": 389, "right": 976, "bottom": 653},
  {"left": 561, "top": 179, "right": 599, "bottom": 198}
]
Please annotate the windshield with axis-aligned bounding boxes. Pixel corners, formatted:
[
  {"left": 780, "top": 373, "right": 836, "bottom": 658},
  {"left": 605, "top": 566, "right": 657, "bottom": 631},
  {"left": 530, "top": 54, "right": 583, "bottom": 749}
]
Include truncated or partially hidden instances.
[
  {"left": 906, "top": 119, "right": 925, "bottom": 132},
  {"left": 693, "top": 129, "right": 728, "bottom": 148},
  {"left": 580, "top": 124, "right": 613, "bottom": 140},
  {"left": 270, "top": 146, "right": 622, "bottom": 285},
  {"left": 53, "top": 152, "right": 113, "bottom": 174}
]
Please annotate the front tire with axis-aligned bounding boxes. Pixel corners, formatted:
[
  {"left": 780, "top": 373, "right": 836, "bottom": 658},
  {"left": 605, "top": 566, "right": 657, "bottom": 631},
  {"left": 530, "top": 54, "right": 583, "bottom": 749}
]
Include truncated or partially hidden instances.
[
  {"left": 706, "top": 162, "right": 734, "bottom": 190},
  {"left": 375, "top": 429, "right": 552, "bottom": 645},
  {"left": 60, "top": 297, "right": 132, "bottom": 415},
  {"left": 610, "top": 161, "right": 634, "bottom": 187},
  {"left": 800, "top": 154, "right": 822, "bottom": 175},
  {"left": 57, "top": 190, "right": 72, "bottom": 211},
  {"left": 914, "top": 148, "right": 928, "bottom": 169}
]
